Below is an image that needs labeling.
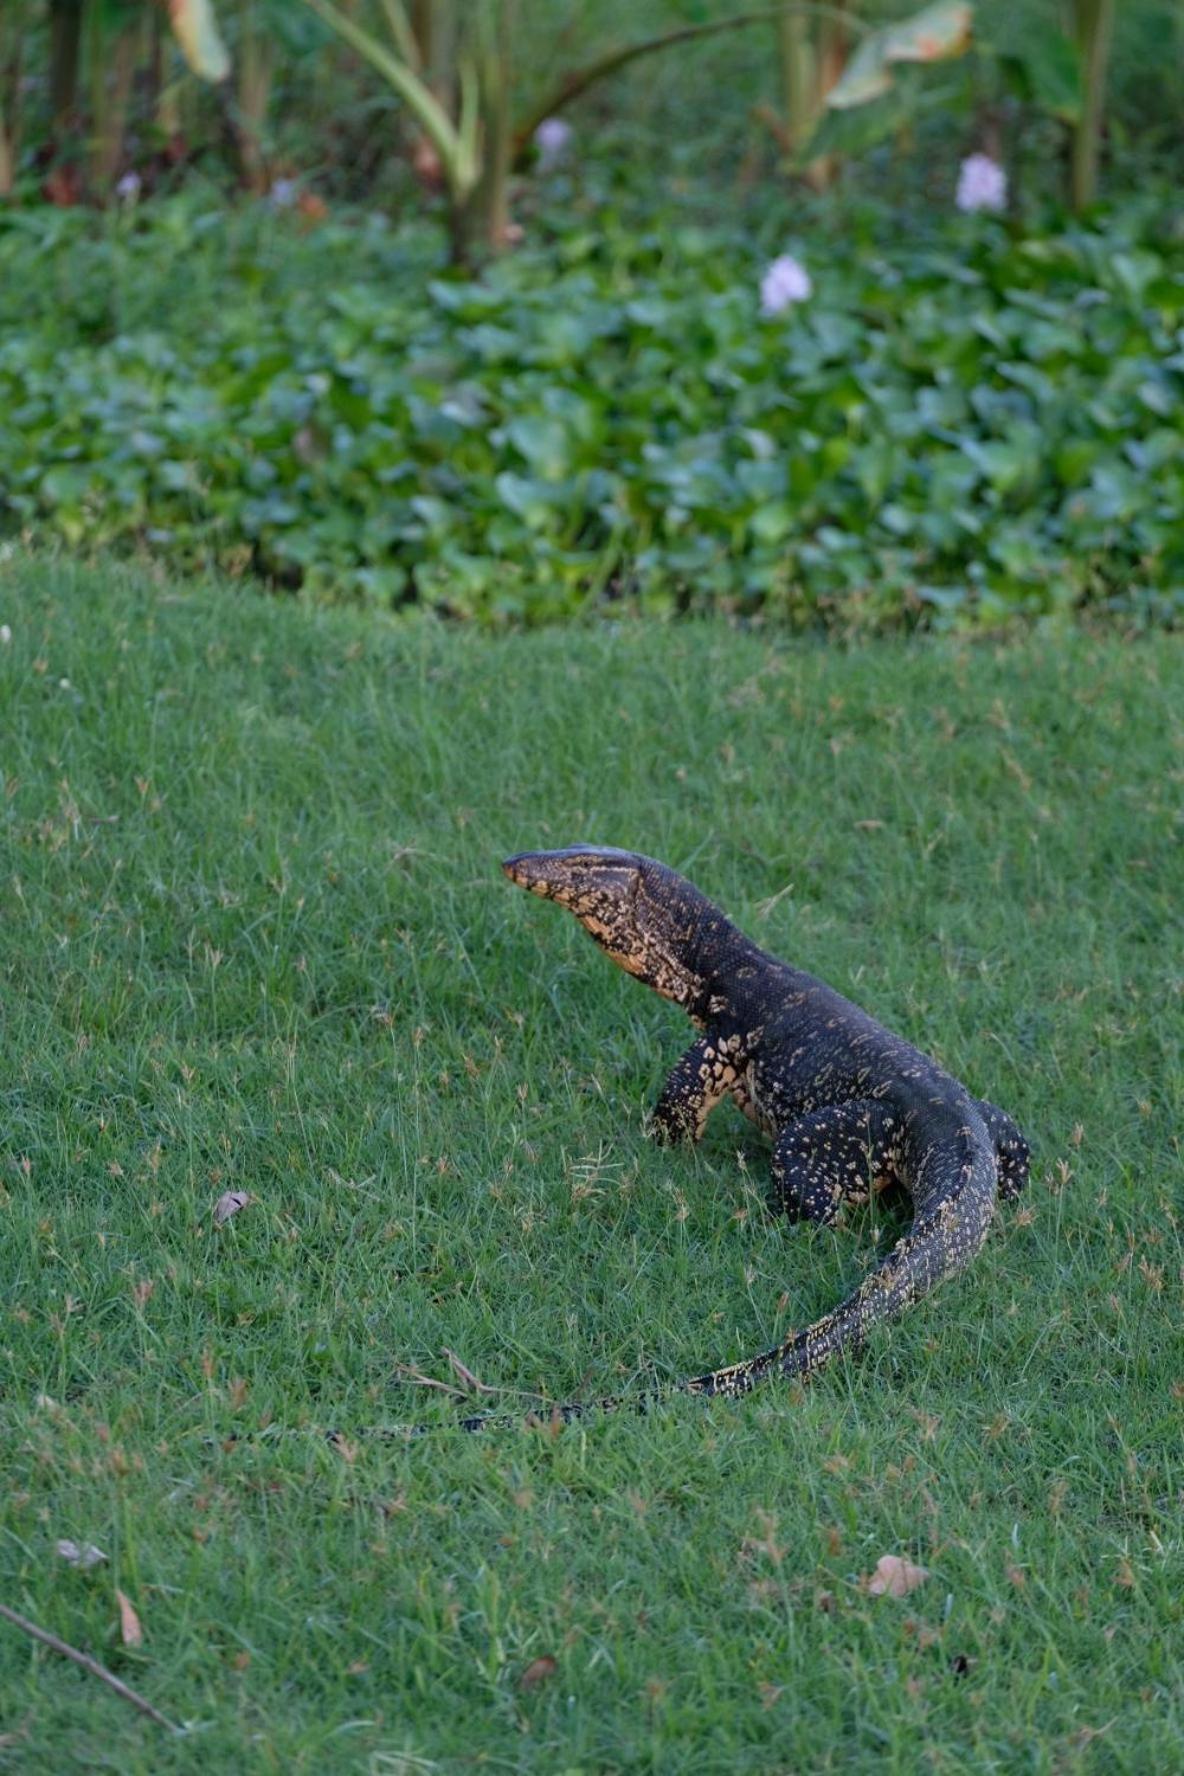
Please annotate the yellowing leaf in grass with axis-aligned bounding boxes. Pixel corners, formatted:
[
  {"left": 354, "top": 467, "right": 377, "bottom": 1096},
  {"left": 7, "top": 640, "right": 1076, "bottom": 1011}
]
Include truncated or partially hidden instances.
[
  {"left": 882, "top": 0, "right": 973, "bottom": 65},
  {"left": 828, "top": 1, "right": 972, "bottom": 109},
  {"left": 213, "top": 1189, "right": 252, "bottom": 1226},
  {"left": 867, "top": 1553, "right": 930, "bottom": 1598},
  {"left": 165, "top": 0, "right": 230, "bottom": 83},
  {"left": 55, "top": 1539, "right": 106, "bottom": 1569},
  {"left": 825, "top": 35, "right": 894, "bottom": 108},
  {"left": 518, "top": 1655, "right": 557, "bottom": 1688},
  {"left": 116, "top": 1588, "right": 143, "bottom": 1647}
]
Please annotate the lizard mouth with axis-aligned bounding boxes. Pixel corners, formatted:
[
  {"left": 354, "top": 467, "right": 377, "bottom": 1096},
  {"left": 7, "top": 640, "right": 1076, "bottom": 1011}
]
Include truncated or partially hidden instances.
[{"left": 501, "top": 852, "right": 554, "bottom": 896}]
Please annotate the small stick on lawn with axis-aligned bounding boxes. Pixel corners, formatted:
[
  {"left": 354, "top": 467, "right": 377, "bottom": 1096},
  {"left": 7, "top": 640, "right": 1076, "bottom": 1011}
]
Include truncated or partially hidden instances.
[{"left": 0, "top": 1601, "right": 178, "bottom": 1732}]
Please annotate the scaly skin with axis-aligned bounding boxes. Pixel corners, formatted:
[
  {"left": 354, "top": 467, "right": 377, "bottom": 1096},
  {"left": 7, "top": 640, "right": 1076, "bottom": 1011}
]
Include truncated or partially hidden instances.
[{"left": 473, "top": 845, "right": 1030, "bottom": 1422}]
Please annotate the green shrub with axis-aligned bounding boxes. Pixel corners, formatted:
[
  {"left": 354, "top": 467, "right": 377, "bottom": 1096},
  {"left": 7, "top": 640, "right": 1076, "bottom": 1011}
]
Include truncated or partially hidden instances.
[{"left": 1, "top": 189, "right": 1182, "bottom": 626}]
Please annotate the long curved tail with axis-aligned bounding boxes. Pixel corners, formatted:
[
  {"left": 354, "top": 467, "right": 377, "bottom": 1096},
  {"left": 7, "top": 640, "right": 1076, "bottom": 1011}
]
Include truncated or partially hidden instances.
[
  {"left": 361, "top": 1122, "right": 998, "bottom": 1440},
  {"left": 684, "top": 1122, "right": 997, "bottom": 1401}
]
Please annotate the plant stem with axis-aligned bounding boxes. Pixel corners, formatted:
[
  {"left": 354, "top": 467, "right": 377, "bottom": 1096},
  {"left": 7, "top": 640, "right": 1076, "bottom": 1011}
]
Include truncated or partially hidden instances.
[
  {"left": 1070, "top": 0, "right": 1114, "bottom": 210},
  {"left": 778, "top": 6, "right": 816, "bottom": 156},
  {"left": 49, "top": 0, "right": 84, "bottom": 136},
  {"left": 0, "top": 22, "right": 22, "bottom": 198}
]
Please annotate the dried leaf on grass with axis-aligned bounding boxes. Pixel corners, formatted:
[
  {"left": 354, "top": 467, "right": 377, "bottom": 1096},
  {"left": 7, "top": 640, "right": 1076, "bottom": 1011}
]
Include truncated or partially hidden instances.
[
  {"left": 115, "top": 1589, "right": 143, "bottom": 1648},
  {"left": 518, "top": 1655, "right": 557, "bottom": 1688},
  {"left": 55, "top": 1540, "right": 106, "bottom": 1569},
  {"left": 213, "top": 1190, "right": 252, "bottom": 1226},
  {"left": 866, "top": 1553, "right": 930, "bottom": 1598}
]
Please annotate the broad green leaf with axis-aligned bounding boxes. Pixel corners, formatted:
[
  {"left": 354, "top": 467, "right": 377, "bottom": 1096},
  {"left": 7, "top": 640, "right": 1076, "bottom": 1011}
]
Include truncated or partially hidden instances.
[
  {"left": 808, "top": 84, "right": 916, "bottom": 157},
  {"left": 997, "top": 33, "right": 1082, "bottom": 123},
  {"left": 749, "top": 502, "right": 793, "bottom": 544},
  {"left": 495, "top": 472, "right": 556, "bottom": 530},
  {"left": 1109, "top": 251, "right": 1163, "bottom": 302},
  {"left": 507, "top": 415, "right": 572, "bottom": 481}
]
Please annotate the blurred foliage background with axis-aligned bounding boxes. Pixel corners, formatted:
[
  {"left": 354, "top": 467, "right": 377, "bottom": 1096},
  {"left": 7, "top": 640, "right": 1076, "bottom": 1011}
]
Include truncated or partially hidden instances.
[
  {"left": 0, "top": 1, "right": 1182, "bottom": 626},
  {"left": 2, "top": 1, "right": 1178, "bottom": 217}
]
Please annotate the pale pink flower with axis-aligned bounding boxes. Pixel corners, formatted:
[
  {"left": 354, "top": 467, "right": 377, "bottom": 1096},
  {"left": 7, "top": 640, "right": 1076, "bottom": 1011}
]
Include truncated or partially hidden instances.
[
  {"left": 760, "top": 253, "right": 812, "bottom": 316},
  {"left": 534, "top": 118, "right": 573, "bottom": 170},
  {"left": 956, "top": 153, "right": 1007, "bottom": 214}
]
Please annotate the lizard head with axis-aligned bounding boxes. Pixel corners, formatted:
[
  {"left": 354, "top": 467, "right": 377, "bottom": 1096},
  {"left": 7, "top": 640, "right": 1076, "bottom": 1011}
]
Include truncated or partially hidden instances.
[{"left": 503, "top": 846, "right": 714, "bottom": 1012}]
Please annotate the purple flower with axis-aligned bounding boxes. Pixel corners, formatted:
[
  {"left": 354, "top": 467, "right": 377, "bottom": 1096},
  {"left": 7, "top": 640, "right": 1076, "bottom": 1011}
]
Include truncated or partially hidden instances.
[
  {"left": 268, "top": 177, "right": 298, "bottom": 210},
  {"left": 115, "top": 171, "right": 142, "bottom": 205},
  {"left": 956, "top": 153, "right": 1007, "bottom": 215},
  {"left": 534, "top": 118, "right": 573, "bottom": 170},
  {"left": 760, "top": 253, "right": 812, "bottom": 316}
]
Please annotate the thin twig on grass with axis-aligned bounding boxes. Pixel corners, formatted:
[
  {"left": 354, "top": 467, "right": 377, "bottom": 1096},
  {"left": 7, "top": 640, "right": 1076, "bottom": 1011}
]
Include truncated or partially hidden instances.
[
  {"left": 442, "top": 1347, "right": 496, "bottom": 1396},
  {"left": 0, "top": 1601, "right": 178, "bottom": 1732},
  {"left": 393, "top": 1362, "right": 466, "bottom": 1398}
]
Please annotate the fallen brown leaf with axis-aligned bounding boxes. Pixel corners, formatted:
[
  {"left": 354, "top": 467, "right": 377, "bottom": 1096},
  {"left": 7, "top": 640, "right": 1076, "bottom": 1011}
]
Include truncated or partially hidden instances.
[
  {"left": 867, "top": 1554, "right": 930, "bottom": 1598},
  {"left": 518, "top": 1655, "right": 557, "bottom": 1688},
  {"left": 115, "top": 1589, "right": 143, "bottom": 1648},
  {"left": 213, "top": 1190, "right": 252, "bottom": 1227}
]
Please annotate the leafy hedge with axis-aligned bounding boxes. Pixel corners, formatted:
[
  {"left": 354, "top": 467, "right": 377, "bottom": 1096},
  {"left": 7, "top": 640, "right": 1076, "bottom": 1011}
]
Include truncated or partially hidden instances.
[{"left": 1, "top": 192, "right": 1182, "bottom": 625}]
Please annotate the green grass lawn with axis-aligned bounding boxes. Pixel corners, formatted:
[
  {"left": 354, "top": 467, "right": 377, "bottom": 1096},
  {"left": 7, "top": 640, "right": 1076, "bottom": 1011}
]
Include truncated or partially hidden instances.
[{"left": 1, "top": 558, "right": 1181, "bottom": 1773}]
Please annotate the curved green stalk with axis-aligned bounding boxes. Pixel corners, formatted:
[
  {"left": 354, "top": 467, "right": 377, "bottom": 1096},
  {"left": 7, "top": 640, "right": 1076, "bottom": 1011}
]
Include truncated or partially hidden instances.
[{"left": 299, "top": 0, "right": 473, "bottom": 197}]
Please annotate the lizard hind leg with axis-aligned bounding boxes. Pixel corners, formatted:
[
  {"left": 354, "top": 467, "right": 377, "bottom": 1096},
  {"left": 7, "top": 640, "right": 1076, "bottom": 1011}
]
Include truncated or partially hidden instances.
[
  {"left": 771, "top": 1099, "right": 903, "bottom": 1227},
  {"left": 974, "top": 1097, "right": 1031, "bottom": 1201}
]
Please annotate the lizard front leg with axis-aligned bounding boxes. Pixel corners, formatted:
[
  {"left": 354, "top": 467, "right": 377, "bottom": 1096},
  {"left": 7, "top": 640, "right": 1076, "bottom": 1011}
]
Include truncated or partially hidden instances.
[{"left": 651, "top": 1034, "right": 744, "bottom": 1145}]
